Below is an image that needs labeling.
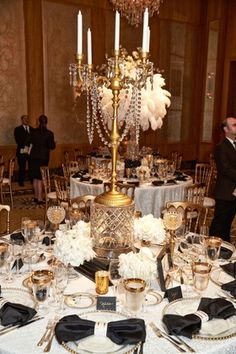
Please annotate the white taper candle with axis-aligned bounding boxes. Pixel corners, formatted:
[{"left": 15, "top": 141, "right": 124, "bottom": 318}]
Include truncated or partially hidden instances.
[
  {"left": 114, "top": 11, "right": 120, "bottom": 51},
  {"left": 146, "top": 26, "right": 150, "bottom": 53},
  {"left": 142, "top": 8, "right": 149, "bottom": 52},
  {"left": 87, "top": 28, "right": 92, "bottom": 64},
  {"left": 77, "top": 11, "right": 83, "bottom": 55}
]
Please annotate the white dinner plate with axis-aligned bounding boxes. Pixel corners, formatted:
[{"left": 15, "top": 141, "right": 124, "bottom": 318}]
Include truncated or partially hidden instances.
[
  {"left": 163, "top": 297, "right": 236, "bottom": 340},
  {"left": 0, "top": 287, "right": 36, "bottom": 309},
  {"left": 210, "top": 267, "right": 235, "bottom": 287},
  {"left": 61, "top": 310, "right": 141, "bottom": 354}
]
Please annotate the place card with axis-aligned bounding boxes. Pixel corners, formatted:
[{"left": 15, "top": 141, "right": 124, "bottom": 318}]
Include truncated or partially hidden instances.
[
  {"left": 165, "top": 286, "right": 183, "bottom": 302},
  {"left": 96, "top": 296, "right": 116, "bottom": 311}
]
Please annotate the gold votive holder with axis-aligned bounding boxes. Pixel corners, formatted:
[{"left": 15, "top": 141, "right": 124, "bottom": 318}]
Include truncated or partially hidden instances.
[
  {"left": 192, "top": 262, "right": 212, "bottom": 291},
  {"left": 95, "top": 270, "right": 109, "bottom": 295},
  {"left": 205, "top": 236, "right": 222, "bottom": 261},
  {"left": 123, "top": 278, "right": 146, "bottom": 314}
]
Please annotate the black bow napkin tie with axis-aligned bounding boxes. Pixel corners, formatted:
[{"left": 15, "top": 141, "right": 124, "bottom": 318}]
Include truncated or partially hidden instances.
[
  {"left": 222, "top": 280, "right": 236, "bottom": 298},
  {"left": 55, "top": 314, "right": 146, "bottom": 347},
  {"left": 220, "top": 262, "right": 236, "bottom": 278},
  {"left": 219, "top": 247, "right": 233, "bottom": 260},
  {"left": 0, "top": 300, "right": 37, "bottom": 326},
  {"left": 10, "top": 232, "right": 25, "bottom": 244},
  {"left": 163, "top": 297, "right": 236, "bottom": 338},
  {"left": 91, "top": 178, "right": 103, "bottom": 184}
]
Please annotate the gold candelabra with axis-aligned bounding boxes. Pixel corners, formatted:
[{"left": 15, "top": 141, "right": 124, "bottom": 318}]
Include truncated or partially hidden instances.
[{"left": 71, "top": 49, "right": 153, "bottom": 208}]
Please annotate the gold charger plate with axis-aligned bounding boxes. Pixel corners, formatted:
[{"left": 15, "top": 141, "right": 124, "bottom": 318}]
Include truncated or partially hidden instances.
[
  {"left": 64, "top": 292, "right": 96, "bottom": 309},
  {"left": 163, "top": 297, "right": 236, "bottom": 340}
]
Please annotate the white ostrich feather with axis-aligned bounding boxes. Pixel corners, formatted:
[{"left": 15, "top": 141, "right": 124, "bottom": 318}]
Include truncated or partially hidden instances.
[{"left": 100, "top": 71, "right": 171, "bottom": 131}]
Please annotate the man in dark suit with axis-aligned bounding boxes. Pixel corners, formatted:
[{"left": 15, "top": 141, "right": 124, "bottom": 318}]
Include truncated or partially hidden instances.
[
  {"left": 209, "top": 117, "right": 236, "bottom": 242},
  {"left": 14, "top": 115, "right": 32, "bottom": 186}
]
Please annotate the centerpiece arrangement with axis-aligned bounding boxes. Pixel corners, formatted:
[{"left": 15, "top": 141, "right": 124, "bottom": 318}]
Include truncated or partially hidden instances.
[
  {"left": 54, "top": 221, "right": 96, "bottom": 267},
  {"left": 134, "top": 214, "right": 166, "bottom": 245},
  {"left": 69, "top": 8, "right": 170, "bottom": 258},
  {"left": 119, "top": 248, "right": 157, "bottom": 283}
]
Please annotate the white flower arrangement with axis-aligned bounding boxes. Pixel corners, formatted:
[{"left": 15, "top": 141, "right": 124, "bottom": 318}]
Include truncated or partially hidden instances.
[
  {"left": 100, "top": 56, "right": 171, "bottom": 131},
  {"left": 134, "top": 214, "right": 166, "bottom": 244},
  {"left": 118, "top": 248, "right": 157, "bottom": 282},
  {"left": 54, "top": 221, "right": 96, "bottom": 267},
  {"left": 136, "top": 165, "right": 150, "bottom": 179}
]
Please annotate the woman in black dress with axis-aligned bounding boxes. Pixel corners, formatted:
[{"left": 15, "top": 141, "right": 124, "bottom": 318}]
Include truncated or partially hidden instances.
[{"left": 30, "top": 115, "right": 56, "bottom": 204}]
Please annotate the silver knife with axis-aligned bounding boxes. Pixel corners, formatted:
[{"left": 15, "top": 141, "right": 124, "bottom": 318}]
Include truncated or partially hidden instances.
[{"left": 0, "top": 316, "right": 43, "bottom": 336}]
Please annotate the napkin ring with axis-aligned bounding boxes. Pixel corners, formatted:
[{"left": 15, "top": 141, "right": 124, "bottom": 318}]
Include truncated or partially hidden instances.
[
  {"left": 194, "top": 310, "right": 209, "bottom": 323},
  {"left": 94, "top": 321, "right": 108, "bottom": 337}
]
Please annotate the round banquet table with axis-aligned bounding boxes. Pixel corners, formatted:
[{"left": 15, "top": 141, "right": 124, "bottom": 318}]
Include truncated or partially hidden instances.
[
  {"left": 0, "top": 242, "right": 236, "bottom": 354},
  {"left": 70, "top": 176, "right": 193, "bottom": 217}
]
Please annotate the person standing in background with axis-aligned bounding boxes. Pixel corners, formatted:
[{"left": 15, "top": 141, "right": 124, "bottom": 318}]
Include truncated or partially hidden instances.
[
  {"left": 209, "top": 117, "right": 236, "bottom": 242},
  {"left": 30, "top": 115, "right": 56, "bottom": 204},
  {"left": 14, "top": 115, "right": 32, "bottom": 187}
]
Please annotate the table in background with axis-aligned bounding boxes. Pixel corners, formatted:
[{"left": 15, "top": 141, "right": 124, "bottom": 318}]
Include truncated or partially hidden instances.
[{"left": 70, "top": 177, "right": 192, "bottom": 217}]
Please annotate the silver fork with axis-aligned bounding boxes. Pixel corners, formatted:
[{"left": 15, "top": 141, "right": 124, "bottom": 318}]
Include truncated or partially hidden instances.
[
  {"left": 37, "top": 319, "right": 54, "bottom": 346},
  {"left": 149, "top": 322, "right": 186, "bottom": 352},
  {"left": 43, "top": 316, "right": 59, "bottom": 352}
]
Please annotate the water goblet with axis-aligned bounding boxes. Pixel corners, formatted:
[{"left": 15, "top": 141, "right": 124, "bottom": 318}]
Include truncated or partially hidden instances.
[
  {"left": 31, "top": 270, "right": 54, "bottom": 313},
  {"left": 4, "top": 244, "right": 14, "bottom": 283},
  {"left": 163, "top": 211, "right": 183, "bottom": 268},
  {"left": 12, "top": 239, "right": 25, "bottom": 276},
  {"left": 205, "top": 236, "right": 222, "bottom": 262},
  {"left": 108, "top": 259, "right": 122, "bottom": 296},
  {"left": 21, "top": 217, "right": 31, "bottom": 240}
]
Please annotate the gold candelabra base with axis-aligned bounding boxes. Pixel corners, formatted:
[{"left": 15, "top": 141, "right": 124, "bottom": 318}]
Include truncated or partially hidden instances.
[{"left": 94, "top": 190, "right": 133, "bottom": 207}]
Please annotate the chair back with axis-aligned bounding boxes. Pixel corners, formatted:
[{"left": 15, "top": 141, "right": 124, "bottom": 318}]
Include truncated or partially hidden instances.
[
  {"left": 194, "top": 163, "right": 212, "bottom": 195},
  {"left": 117, "top": 182, "right": 136, "bottom": 199},
  {"left": 70, "top": 195, "right": 96, "bottom": 222},
  {"left": 0, "top": 204, "right": 10, "bottom": 235},
  {"left": 0, "top": 163, "right": 4, "bottom": 204},
  {"left": 165, "top": 201, "right": 208, "bottom": 233},
  {"left": 185, "top": 183, "right": 206, "bottom": 205},
  {"left": 54, "top": 176, "right": 70, "bottom": 205},
  {"left": 8, "top": 158, "right": 15, "bottom": 182},
  {"left": 68, "top": 161, "right": 79, "bottom": 175},
  {"left": 104, "top": 182, "right": 136, "bottom": 199},
  {"left": 62, "top": 163, "right": 70, "bottom": 180},
  {"left": 40, "top": 166, "right": 52, "bottom": 194}
]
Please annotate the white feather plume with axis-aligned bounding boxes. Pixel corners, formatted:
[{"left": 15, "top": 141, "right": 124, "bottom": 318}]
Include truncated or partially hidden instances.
[{"left": 100, "top": 71, "right": 171, "bottom": 131}]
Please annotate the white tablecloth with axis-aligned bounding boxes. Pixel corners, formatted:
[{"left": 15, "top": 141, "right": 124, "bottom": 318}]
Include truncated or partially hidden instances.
[
  {"left": 70, "top": 177, "right": 192, "bottom": 217},
  {"left": 0, "top": 258, "right": 236, "bottom": 354}
]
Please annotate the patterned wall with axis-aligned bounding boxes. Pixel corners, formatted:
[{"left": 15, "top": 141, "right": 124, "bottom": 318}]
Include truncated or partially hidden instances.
[
  {"left": 0, "top": 0, "right": 27, "bottom": 145},
  {"left": 43, "top": 1, "right": 91, "bottom": 144}
]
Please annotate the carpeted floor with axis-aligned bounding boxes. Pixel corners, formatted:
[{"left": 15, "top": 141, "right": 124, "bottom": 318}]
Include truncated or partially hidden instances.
[{"left": 1, "top": 181, "right": 45, "bottom": 233}]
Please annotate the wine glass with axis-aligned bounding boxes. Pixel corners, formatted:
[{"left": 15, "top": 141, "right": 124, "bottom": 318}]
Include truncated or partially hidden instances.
[
  {"left": 163, "top": 211, "right": 183, "bottom": 269},
  {"left": 46, "top": 206, "right": 66, "bottom": 248},
  {"left": 108, "top": 259, "right": 122, "bottom": 296}
]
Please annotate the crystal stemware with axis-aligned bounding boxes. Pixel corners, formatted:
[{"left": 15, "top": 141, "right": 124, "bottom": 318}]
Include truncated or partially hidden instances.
[{"left": 108, "top": 259, "right": 122, "bottom": 296}]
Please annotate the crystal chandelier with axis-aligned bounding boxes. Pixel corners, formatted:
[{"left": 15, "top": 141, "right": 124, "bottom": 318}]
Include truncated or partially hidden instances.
[{"left": 109, "top": 0, "right": 163, "bottom": 26}]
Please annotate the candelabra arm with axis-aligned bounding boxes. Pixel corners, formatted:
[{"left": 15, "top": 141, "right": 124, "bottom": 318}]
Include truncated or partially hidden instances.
[
  {"left": 110, "top": 51, "right": 121, "bottom": 193},
  {"left": 76, "top": 54, "right": 84, "bottom": 82}
]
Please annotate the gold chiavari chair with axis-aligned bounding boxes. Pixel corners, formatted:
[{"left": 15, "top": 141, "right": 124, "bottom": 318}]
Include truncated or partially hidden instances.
[
  {"left": 0, "top": 204, "right": 10, "bottom": 236},
  {"left": 185, "top": 183, "right": 206, "bottom": 205},
  {"left": 0, "top": 163, "right": 4, "bottom": 204},
  {"left": 40, "top": 166, "right": 57, "bottom": 210},
  {"left": 194, "top": 163, "right": 213, "bottom": 196},
  {"left": 54, "top": 175, "right": 70, "bottom": 208},
  {"left": 2, "top": 158, "right": 15, "bottom": 207},
  {"left": 104, "top": 182, "right": 136, "bottom": 199},
  {"left": 70, "top": 194, "right": 96, "bottom": 221},
  {"left": 165, "top": 201, "right": 208, "bottom": 234}
]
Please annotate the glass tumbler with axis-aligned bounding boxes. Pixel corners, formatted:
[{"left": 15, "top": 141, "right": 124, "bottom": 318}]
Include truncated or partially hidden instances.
[{"left": 123, "top": 278, "right": 146, "bottom": 315}]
